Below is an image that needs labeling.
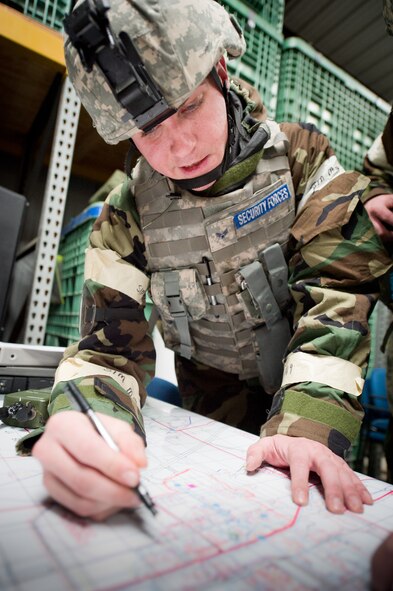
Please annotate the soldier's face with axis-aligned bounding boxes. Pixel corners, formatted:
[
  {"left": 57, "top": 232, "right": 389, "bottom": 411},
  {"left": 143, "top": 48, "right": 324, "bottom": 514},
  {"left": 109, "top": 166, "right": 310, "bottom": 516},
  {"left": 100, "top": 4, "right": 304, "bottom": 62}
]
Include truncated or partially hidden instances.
[{"left": 132, "top": 75, "right": 228, "bottom": 191}]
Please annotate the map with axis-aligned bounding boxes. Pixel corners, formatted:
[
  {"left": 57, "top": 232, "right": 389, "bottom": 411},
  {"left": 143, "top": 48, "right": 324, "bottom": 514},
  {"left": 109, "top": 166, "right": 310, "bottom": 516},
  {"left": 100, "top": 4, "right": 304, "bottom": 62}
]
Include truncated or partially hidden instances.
[{"left": 1, "top": 396, "right": 393, "bottom": 591}]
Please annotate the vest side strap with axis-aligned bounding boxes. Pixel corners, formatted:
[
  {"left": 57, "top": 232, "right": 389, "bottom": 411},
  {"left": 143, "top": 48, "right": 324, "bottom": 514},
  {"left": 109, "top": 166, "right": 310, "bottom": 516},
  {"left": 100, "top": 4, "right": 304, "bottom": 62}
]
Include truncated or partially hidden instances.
[
  {"left": 261, "top": 243, "right": 291, "bottom": 309},
  {"left": 163, "top": 271, "right": 192, "bottom": 359},
  {"left": 254, "top": 318, "right": 291, "bottom": 394}
]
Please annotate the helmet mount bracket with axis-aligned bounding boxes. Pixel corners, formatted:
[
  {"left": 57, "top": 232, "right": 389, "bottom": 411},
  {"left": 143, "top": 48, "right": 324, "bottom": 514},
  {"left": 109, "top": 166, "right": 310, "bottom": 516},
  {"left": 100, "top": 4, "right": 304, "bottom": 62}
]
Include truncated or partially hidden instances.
[{"left": 63, "top": 0, "right": 176, "bottom": 132}]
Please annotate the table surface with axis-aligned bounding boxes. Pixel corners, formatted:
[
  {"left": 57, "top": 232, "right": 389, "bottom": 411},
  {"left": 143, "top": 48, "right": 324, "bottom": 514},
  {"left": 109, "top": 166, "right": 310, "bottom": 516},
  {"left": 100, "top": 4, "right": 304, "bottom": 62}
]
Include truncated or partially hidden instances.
[{"left": 1, "top": 396, "right": 393, "bottom": 591}]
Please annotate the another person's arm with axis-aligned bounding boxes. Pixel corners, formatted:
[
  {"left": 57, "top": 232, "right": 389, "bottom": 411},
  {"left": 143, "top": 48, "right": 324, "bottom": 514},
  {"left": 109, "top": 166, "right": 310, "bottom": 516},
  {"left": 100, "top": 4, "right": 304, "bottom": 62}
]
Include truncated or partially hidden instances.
[
  {"left": 247, "top": 122, "right": 392, "bottom": 513},
  {"left": 363, "top": 109, "right": 393, "bottom": 242},
  {"left": 371, "top": 532, "right": 393, "bottom": 591}
]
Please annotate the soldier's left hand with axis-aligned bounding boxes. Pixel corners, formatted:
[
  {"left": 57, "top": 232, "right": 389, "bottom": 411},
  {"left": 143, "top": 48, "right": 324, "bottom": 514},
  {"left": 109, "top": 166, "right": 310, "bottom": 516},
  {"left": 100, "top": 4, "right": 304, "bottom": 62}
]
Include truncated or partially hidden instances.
[{"left": 246, "top": 434, "right": 373, "bottom": 513}]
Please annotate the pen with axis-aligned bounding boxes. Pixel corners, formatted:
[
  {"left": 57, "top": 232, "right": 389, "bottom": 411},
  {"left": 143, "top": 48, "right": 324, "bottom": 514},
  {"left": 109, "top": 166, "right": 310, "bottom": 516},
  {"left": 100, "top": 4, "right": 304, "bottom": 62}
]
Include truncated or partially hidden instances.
[{"left": 64, "top": 381, "right": 157, "bottom": 516}]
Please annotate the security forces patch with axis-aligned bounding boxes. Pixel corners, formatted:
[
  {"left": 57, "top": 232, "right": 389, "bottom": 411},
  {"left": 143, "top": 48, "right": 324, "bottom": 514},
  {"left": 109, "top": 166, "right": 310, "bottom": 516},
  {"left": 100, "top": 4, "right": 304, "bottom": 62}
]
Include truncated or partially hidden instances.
[{"left": 233, "top": 184, "right": 290, "bottom": 229}]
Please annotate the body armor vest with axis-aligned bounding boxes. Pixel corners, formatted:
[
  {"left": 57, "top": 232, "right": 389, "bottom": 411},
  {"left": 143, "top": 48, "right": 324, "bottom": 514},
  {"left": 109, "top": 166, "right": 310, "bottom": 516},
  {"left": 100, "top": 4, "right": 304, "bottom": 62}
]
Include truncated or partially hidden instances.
[{"left": 133, "top": 121, "right": 296, "bottom": 393}]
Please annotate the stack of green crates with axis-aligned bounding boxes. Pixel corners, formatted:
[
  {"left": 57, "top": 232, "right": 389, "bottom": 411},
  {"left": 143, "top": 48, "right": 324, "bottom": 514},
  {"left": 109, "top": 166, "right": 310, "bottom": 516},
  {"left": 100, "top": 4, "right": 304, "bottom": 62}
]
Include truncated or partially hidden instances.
[
  {"left": 46, "top": 202, "right": 154, "bottom": 347},
  {"left": 7, "top": 0, "right": 72, "bottom": 30},
  {"left": 219, "top": 0, "right": 284, "bottom": 117},
  {"left": 276, "top": 37, "right": 391, "bottom": 172},
  {"left": 46, "top": 203, "right": 104, "bottom": 347},
  {"left": 228, "top": 0, "right": 284, "bottom": 33}
]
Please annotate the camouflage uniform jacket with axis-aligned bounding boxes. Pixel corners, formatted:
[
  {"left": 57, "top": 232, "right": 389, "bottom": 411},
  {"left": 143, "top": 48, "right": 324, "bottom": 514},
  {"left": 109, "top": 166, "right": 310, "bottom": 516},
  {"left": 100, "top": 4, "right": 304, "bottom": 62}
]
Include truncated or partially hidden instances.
[{"left": 17, "top": 93, "right": 392, "bottom": 459}]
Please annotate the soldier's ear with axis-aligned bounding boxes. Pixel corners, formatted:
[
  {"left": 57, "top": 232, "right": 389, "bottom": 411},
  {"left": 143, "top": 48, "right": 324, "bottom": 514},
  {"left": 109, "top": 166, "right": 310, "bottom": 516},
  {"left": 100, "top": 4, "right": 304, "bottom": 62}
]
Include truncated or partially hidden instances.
[{"left": 216, "top": 56, "right": 229, "bottom": 89}]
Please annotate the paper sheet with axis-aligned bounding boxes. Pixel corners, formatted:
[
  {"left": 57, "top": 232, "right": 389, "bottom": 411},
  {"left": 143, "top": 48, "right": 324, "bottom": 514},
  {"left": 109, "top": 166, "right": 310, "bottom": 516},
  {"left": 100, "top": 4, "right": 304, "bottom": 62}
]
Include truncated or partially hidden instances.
[{"left": 1, "top": 397, "right": 393, "bottom": 591}]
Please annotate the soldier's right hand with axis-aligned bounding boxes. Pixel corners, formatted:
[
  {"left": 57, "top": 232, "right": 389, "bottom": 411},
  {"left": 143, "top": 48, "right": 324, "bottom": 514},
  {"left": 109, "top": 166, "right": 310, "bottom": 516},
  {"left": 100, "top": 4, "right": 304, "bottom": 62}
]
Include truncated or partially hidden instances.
[
  {"left": 365, "top": 193, "right": 393, "bottom": 243},
  {"left": 32, "top": 411, "right": 147, "bottom": 521}
]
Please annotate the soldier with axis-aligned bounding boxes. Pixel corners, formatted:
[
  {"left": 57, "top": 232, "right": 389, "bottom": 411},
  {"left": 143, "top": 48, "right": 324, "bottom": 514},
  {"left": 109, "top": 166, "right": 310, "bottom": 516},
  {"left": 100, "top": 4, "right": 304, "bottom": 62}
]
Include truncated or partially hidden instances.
[{"left": 27, "top": 0, "right": 392, "bottom": 521}]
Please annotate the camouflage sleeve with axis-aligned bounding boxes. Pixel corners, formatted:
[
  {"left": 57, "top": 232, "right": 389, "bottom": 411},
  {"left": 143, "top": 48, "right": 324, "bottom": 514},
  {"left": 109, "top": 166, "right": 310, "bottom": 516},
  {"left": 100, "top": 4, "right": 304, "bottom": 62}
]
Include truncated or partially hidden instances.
[
  {"left": 261, "top": 122, "right": 393, "bottom": 457},
  {"left": 32, "top": 180, "right": 154, "bottom": 451},
  {"left": 363, "top": 109, "right": 393, "bottom": 200}
]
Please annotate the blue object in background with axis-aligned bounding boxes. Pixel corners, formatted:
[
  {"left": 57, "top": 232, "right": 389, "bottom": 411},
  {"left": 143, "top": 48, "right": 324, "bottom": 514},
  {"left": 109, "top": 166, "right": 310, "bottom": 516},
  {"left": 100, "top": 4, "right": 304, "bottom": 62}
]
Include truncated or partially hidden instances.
[
  {"left": 147, "top": 377, "right": 182, "bottom": 407},
  {"left": 357, "top": 367, "right": 390, "bottom": 478},
  {"left": 363, "top": 368, "right": 390, "bottom": 443}
]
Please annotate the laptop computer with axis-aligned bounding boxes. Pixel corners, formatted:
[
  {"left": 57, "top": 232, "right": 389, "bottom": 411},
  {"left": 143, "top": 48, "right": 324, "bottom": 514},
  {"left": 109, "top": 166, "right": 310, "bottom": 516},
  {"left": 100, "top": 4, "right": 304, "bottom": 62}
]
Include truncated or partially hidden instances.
[{"left": 0, "top": 342, "right": 64, "bottom": 394}]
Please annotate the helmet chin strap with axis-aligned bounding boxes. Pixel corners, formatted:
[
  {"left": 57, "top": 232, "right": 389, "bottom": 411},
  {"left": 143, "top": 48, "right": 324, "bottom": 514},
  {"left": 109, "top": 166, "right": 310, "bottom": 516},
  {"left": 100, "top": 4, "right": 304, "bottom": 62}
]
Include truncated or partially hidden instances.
[
  {"left": 169, "top": 68, "right": 237, "bottom": 192},
  {"left": 169, "top": 161, "right": 224, "bottom": 191}
]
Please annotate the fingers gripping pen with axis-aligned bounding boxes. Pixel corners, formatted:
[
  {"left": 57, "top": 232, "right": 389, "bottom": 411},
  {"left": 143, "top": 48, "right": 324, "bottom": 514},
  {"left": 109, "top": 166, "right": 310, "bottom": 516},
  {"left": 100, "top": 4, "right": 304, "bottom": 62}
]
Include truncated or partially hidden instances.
[{"left": 65, "top": 381, "right": 157, "bottom": 516}]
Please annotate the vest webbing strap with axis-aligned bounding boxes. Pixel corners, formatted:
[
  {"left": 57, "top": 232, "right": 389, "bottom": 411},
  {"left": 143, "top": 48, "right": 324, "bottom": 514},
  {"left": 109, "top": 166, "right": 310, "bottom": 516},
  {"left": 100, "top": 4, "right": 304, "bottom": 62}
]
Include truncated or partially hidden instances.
[
  {"left": 197, "top": 319, "right": 231, "bottom": 333},
  {"left": 163, "top": 271, "right": 192, "bottom": 359},
  {"left": 206, "top": 304, "right": 227, "bottom": 317},
  {"left": 233, "top": 312, "right": 246, "bottom": 328},
  {"left": 220, "top": 270, "right": 236, "bottom": 287},
  {"left": 227, "top": 294, "right": 240, "bottom": 307},
  {"left": 205, "top": 283, "right": 222, "bottom": 297},
  {"left": 195, "top": 260, "right": 217, "bottom": 276},
  {"left": 192, "top": 332, "right": 236, "bottom": 346},
  {"left": 149, "top": 235, "right": 208, "bottom": 259},
  {"left": 197, "top": 343, "right": 239, "bottom": 358}
]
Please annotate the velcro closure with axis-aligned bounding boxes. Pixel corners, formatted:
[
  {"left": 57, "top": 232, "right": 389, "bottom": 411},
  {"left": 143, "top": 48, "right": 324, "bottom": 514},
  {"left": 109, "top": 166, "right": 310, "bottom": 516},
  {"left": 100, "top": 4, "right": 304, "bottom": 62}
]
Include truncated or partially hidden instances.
[{"left": 280, "top": 389, "right": 361, "bottom": 443}]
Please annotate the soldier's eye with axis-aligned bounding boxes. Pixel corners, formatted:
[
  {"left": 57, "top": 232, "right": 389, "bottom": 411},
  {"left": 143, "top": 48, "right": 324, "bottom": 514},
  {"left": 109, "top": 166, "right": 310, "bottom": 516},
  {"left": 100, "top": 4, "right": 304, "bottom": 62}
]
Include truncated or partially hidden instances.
[{"left": 180, "top": 94, "right": 204, "bottom": 115}]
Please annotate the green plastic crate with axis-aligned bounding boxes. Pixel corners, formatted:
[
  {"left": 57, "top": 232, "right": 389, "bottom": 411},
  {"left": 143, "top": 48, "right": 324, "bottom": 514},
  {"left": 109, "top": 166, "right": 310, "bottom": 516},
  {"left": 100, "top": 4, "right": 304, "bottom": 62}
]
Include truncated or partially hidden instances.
[
  {"left": 45, "top": 203, "right": 104, "bottom": 346},
  {"left": 6, "top": 0, "right": 72, "bottom": 30},
  {"left": 45, "top": 202, "right": 153, "bottom": 347},
  {"left": 276, "top": 37, "right": 391, "bottom": 172},
  {"left": 237, "top": 0, "right": 284, "bottom": 32},
  {"left": 219, "top": 0, "right": 283, "bottom": 117}
]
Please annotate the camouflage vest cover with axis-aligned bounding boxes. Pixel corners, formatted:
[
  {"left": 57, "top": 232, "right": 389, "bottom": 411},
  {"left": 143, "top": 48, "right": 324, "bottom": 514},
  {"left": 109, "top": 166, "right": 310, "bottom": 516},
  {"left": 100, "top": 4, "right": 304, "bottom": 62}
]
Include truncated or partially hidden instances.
[{"left": 133, "top": 121, "right": 296, "bottom": 388}]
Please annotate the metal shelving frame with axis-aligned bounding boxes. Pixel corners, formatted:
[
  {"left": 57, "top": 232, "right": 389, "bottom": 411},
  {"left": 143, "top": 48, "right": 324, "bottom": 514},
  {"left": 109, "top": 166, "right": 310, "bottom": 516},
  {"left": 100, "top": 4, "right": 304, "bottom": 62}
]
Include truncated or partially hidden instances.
[{"left": 24, "top": 76, "right": 81, "bottom": 345}]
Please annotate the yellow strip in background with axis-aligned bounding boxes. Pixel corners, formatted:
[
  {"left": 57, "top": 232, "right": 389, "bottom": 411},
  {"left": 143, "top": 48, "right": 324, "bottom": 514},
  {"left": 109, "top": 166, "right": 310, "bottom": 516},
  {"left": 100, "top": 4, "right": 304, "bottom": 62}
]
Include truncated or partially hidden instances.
[{"left": 0, "top": 4, "right": 65, "bottom": 66}]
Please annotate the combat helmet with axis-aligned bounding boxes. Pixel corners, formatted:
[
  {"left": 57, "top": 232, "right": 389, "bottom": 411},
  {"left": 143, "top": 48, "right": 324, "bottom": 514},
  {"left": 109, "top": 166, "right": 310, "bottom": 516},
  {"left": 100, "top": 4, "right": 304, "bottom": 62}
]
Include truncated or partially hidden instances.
[{"left": 64, "top": 0, "right": 246, "bottom": 145}]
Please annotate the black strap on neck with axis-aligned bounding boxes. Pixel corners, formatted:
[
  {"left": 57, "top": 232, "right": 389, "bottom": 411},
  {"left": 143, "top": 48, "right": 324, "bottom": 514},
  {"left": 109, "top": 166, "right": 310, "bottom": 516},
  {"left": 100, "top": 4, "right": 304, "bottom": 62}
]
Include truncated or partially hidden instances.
[
  {"left": 170, "top": 162, "right": 224, "bottom": 191},
  {"left": 124, "top": 140, "right": 141, "bottom": 177}
]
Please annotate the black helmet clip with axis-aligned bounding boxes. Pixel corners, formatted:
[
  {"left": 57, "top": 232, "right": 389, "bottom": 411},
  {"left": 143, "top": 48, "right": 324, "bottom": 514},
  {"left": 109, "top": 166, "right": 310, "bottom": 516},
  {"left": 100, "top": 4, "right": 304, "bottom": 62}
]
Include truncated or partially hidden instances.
[{"left": 63, "top": 0, "right": 176, "bottom": 132}]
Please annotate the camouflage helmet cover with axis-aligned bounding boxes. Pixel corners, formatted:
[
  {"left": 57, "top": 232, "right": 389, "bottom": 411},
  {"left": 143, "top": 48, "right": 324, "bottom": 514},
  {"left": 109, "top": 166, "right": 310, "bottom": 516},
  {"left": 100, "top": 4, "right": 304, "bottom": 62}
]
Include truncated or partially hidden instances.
[{"left": 64, "top": 0, "right": 246, "bottom": 144}]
